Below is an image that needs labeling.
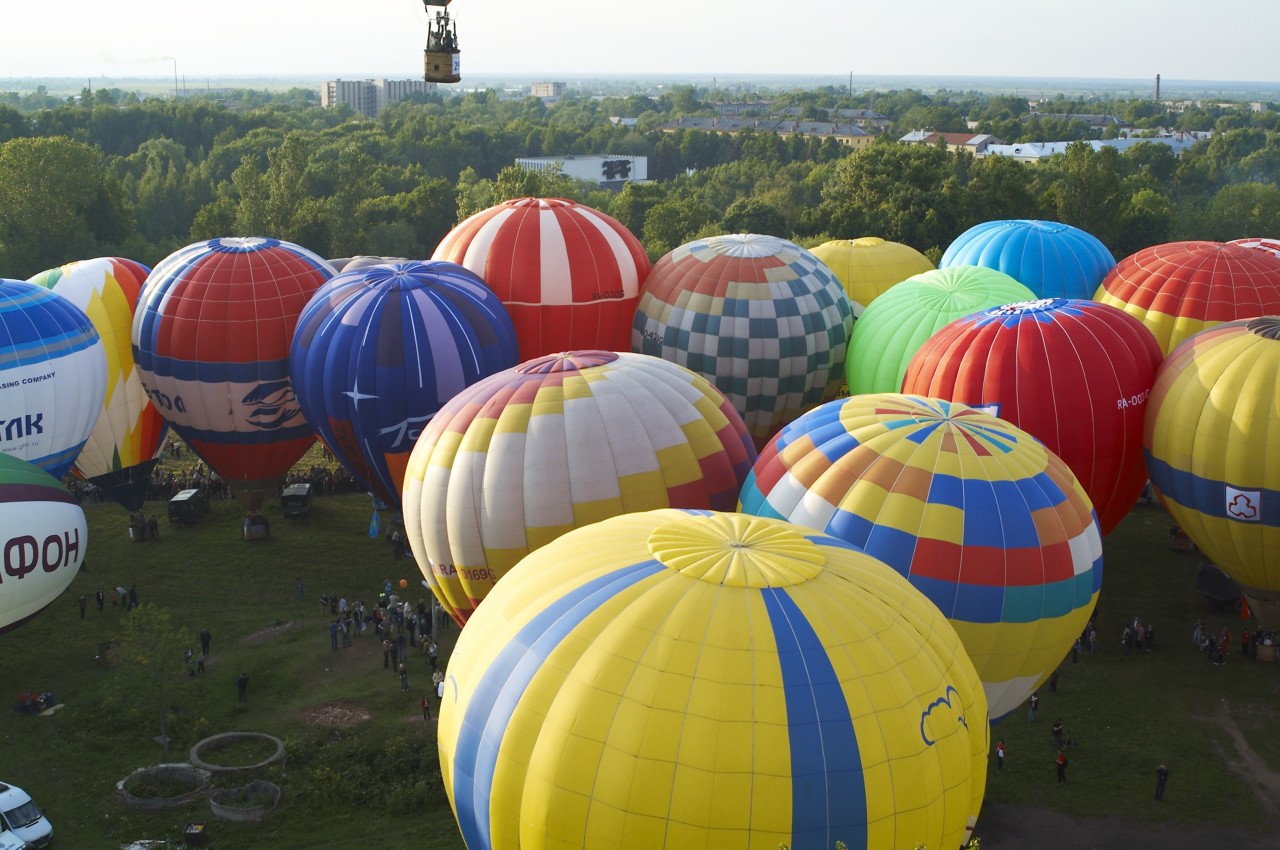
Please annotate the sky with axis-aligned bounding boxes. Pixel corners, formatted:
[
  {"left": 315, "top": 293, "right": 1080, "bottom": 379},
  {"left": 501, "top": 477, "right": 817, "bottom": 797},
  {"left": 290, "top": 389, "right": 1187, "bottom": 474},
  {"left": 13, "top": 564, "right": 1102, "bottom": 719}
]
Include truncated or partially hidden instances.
[{"left": 3, "top": 0, "right": 1277, "bottom": 85}]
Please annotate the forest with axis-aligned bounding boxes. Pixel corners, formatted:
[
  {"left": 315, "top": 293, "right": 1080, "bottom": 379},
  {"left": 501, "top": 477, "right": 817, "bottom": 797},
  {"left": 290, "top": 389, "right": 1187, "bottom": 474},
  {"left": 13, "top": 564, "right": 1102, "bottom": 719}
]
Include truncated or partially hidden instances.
[{"left": 2, "top": 82, "right": 1280, "bottom": 278}]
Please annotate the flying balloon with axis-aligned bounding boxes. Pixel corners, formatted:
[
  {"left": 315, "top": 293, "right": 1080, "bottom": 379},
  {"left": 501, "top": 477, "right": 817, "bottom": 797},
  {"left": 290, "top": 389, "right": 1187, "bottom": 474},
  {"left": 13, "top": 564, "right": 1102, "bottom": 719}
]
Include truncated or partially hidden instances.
[
  {"left": 401, "top": 350, "right": 757, "bottom": 625},
  {"left": 809, "top": 236, "right": 934, "bottom": 316},
  {"left": 1145, "top": 317, "right": 1280, "bottom": 625},
  {"left": 1094, "top": 240, "right": 1280, "bottom": 355},
  {"left": 290, "top": 261, "right": 519, "bottom": 507},
  {"left": 432, "top": 197, "right": 649, "bottom": 360},
  {"left": 29, "top": 258, "right": 168, "bottom": 513},
  {"left": 902, "top": 298, "right": 1163, "bottom": 535},
  {"left": 132, "top": 237, "right": 335, "bottom": 512},
  {"left": 844, "top": 266, "right": 1034, "bottom": 396},
  {"left": 739, "top": 393, "right": 1102, "bottom": 720},
  {"left": 0, "top": 453, "right": 88, "bottom": 633},
  {"left": 438, "top": 509, "right": 989, "bottom": 850},
  {"left": 940, "top": 219, "right": 1115, "bottom": 301},
  {"left": 632, "top": 233, "right": 853, "bottom": 449},
  {"left": 0, "top": 280, "right": 107, "bottom": 479}
]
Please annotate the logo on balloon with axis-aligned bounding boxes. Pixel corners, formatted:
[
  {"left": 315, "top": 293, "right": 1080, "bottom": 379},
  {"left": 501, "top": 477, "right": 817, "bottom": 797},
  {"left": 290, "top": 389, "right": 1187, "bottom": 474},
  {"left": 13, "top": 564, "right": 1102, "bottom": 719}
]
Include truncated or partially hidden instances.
[
  {"left": 919, "top": 684, "right": 968, "bottom": 747},
  {"left": 1226, "top": 487, "right": 1261, "bottom": 522},
  {"left": 376, "top": 414, "right": 434, "bottom": 450},
  {"left": 242, "top": 381, "right": 301, "bottom": 431}
]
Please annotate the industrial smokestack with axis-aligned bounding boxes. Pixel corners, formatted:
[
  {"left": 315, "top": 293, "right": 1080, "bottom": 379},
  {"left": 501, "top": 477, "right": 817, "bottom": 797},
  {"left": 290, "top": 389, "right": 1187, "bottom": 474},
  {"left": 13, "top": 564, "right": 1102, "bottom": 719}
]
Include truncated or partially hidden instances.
[{"left": 1155, "top": 74, "right": 1161, "bottom": 101}]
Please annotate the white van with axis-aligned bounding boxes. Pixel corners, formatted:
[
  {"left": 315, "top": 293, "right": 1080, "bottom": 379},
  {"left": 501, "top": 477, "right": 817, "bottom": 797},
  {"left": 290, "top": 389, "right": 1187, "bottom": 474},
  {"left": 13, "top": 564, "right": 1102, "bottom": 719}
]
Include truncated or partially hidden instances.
[
  {"left": 0, "top": 830, "right": 24, "bottom": 850},
  {"left": 0, "top": 782, "right": 53, "bottom": 848}
]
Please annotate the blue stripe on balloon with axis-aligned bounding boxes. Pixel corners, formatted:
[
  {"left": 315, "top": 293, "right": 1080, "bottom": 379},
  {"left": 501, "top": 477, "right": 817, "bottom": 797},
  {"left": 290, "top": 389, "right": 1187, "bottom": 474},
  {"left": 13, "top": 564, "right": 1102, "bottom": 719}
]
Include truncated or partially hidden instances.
[
  {"left": 452, "top": 560, "right": 666, "bottom": 850},
  {"left": 762, "top": 587, "right": 867, "bottom": 850},
  {"left": 1145, "top": 449, "right": 1280, "bottom": 525},
  {"left": 31, "top": 440, "right": 90, "bottom": 482},
  {"left": 132, "top": 353, "right": 292, "bottom": 383}
]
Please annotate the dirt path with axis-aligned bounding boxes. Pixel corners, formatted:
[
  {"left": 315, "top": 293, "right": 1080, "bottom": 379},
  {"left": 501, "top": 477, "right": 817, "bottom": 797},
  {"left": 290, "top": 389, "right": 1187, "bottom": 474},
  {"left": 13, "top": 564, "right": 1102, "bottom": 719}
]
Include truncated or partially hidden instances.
[{"left": 1216, "top": 698, "right": 1280, "bottom": 808}]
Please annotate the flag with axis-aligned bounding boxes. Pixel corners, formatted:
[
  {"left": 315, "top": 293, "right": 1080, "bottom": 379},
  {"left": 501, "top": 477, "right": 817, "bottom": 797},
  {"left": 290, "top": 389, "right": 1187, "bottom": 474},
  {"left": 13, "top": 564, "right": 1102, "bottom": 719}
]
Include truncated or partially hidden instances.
[
  {"left": 369, "top": 508, "right": 381, "bottom": 540},
  {"left": 1242, "top": 596, "right": 1252, "bottom": 621}
]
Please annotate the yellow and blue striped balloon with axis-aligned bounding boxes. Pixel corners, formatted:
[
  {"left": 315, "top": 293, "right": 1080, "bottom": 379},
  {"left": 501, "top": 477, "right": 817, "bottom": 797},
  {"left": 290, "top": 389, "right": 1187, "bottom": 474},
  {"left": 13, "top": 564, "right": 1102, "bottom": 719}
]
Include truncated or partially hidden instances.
[
  {"left": 438, "top": 509, "right": 988, "bottom": 850},
  {"left": 1145, "top": 316, "right": 1280, "bottom": 624},
  {"left": 740, "top": 394, "right": 1102, "bottom": 720}
]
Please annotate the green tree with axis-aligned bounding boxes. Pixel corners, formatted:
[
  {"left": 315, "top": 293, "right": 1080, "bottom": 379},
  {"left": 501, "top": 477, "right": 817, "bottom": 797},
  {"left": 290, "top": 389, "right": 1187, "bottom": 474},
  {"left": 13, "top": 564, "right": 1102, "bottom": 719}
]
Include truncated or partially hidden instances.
[
  {"left": 1200, "top": 182, "right": 1280, "bottom": 241},
  {"left": 109, "top": 604, "right": 194, "bottom": 758},
  {"left": 1038, "top": 142, "right": 1124, "bottom": 247}
]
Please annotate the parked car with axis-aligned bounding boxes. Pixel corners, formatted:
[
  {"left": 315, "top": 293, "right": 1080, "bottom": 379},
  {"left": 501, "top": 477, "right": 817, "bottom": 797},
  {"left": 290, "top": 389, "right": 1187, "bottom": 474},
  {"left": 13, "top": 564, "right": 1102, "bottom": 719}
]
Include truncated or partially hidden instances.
[
  {"left": 0, "top": 781, "right": 53, "bottom": 848},
  {"left": 281, "top": 482, "right": 312, "bottom": 518},
  {"left": 168, "top": 488, "right": 210, "bottom": 526}
]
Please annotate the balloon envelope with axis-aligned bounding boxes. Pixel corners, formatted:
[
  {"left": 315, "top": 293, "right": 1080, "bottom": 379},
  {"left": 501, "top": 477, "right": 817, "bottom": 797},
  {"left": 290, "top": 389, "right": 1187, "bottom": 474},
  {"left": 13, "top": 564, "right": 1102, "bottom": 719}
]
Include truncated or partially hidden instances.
[
  {"left": 739, "top": 393, "right": 1102, "bottom": 720},
  {"left": 0, "top": 280, "right": 107, "bottom": 479},
  {"left": 290, "top": 261, "right": 519, "bottom": 507},
  {"left": 432, "top": 197, "right": 649, "bottom": 360},
  {"left": 632, "top": 233, "right": 853, "bottom": 449},
  {"left": 941, "top": 219, "right": 1115, "bottom": 301},
  {"left": 401, "top": 350, "right": 757, "bottom": 625},
  {"left": 29, "top": 257, "right": 168, "bottom": 512},
  {"left": 1145, "top": 316, "right": 1280, "bottom": 625},
  {"left": 132, "top": 237, "right": 335, "bottom": 510},
  {"left": 1095, "top": 240, "right": 1280, "bottom": 356},
  {"left": 438, "top": 509, "right": 988, "bottom": 850},
  {"left": 902, "top": 298, "right": 1163, "bottom": 535},
  {"left": 809, "top": 236, "right": 934, "bottom": 317},
  {"left": 0, "top": 453, "right": 88, "bottom": 633},
  {"left": 844, "top": 266, "right": 1035, "bottom": 396}
]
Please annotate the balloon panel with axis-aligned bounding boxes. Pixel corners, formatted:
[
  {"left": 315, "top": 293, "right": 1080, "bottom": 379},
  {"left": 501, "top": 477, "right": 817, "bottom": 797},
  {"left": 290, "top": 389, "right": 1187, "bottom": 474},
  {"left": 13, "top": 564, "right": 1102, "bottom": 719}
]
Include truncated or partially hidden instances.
[
  {"left": 940, "top": 219, "right": 1115, "bottom": 301},
  {"left": 290, "top": 261, "right": 519, "bottom": 506},
  {"left": 739, "top": 394, "right": 1102, "bottom": 719},
  {"left": 0, "top": 281, "right": 107, "bottom": 479},
  {"left": 438, "top": 510, "right": 987, "bottom": 850},
  {"left": 810, "top": 237, "right": 934, "bottom": 316}
]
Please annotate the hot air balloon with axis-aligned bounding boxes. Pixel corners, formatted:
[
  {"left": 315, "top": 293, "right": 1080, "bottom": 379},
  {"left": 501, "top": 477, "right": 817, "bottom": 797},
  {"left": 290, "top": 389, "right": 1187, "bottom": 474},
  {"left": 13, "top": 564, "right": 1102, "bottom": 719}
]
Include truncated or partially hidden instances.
[
  {"left": 432, "top": 197, "right": 649, "bottom": 360},
  {"left": 290, "top": 261, "right": 519, "bottom": 507},
  {"left": 844, "top": 266, "right": 1035, "bottom": 396},
  {"left": 132, "top": 237, "right": 335, "bottom": 513},
  {"left": 0, "top": 453, "right": 88, "bottom": 633},
  {"left": 1230, "top": 237, "right": 1280, "bottom": 258},
  {"left": 1094, "top": 240, "right": 1280, "bottom": 356},
  {"left": 401, "top": 350, "right": 757, "bottom": 625},
  {"left": 902, "top": 298, "right": 1163, "bottom": 535},
  {"left": 739, "top": 394, "right": 1102, "bottom": 720},
  {"left": 0, "top": 280, "right": 107, "bottom": 479},
  {"left": 632, "top": 233, "right": 853, "bottom": 449},
  {"left": 809, "top": 236, "right": 934, "bottom": 316},
  {"left": 1145, "top": 317, "right": 1280, "bottom": 626},
  {"left": 438, "top": 509, "right": 988, "bottom": 850},
  {"left": 28, "top": 258, "right": 168, "bottom": 514},
  {"left": 940, "top": 219, "right": 1116, "bottom": 301}
]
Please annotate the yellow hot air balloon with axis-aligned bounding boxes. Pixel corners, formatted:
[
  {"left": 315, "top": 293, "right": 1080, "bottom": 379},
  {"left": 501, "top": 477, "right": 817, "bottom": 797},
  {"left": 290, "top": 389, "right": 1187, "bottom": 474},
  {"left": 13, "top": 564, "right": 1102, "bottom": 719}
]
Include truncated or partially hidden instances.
[{"left": 810, "top": 236, "right": 934, "bottom": 317}]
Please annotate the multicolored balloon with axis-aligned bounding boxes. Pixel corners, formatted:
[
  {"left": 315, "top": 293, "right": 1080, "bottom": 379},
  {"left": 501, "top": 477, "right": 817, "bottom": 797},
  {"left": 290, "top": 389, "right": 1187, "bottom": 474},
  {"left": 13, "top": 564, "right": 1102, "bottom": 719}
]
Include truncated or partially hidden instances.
[
  {"left": 809, "top": 236, "right": 934, "bottom": 317},
  {"left": 401, "top": 350, "right": 757, "bottom": 625},
  {"left": 132, "top": 237, "right": 335, "bottom": 511},
  {"left": 739, "top": 394, "right": 1102, "bottom": 720},
  {"left": 1228, "top": 237, "right": 1280, "bottom": 259},
  {"left": 0, "top": 453, "right": 88, "bottom": 633},
  {"left": 1094, "top": 240, "right": 1280, "bottom": 355},
  {"left": 438, "top": 509, "right": 988, "bottom": 850},
  {"left": 1145, "top": 317, "right": 1280, "bottom": 625},
  {"left": 432, "top": 197, "right": 649, "bottom": 360},
  {"left": 902, "top": 298, "right": 1163, "bottom": 535},
  {"left": 290, "top": 261, "right": 519, "bottom": 507},
  {"left": 0, "top": 280, "right": 106, "bottom": 479},
  {"left": 844, "top": 266, "right": 1035, "bottom": 396},
  {"left": 941, "top": 219, "right": 1116, "bottom": 301},
  {"left": 29, "top": 258, "right": 168, "bottom": 512},
  {"left": 632, "top": 233, "right": 853, "bottom": 449}
]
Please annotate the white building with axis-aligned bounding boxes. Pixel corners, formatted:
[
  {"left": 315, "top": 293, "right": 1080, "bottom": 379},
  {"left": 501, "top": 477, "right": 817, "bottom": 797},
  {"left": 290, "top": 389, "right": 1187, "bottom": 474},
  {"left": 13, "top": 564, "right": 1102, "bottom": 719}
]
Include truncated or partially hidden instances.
[
  {"left": 530, "top": 81, "right": 567, "bottom": 99},
  {"left": 321, "top": 78, "right": 436, "bottom": 118},
  {"left": 515, "top": 155, "right": 648, "bottom": 188}
]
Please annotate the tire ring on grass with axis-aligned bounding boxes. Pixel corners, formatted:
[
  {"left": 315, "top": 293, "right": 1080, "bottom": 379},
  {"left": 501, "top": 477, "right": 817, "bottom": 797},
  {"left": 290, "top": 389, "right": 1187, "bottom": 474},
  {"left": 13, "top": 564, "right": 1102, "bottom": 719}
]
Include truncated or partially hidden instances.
[
  {"left": 116, "top": 764, "right": 211, "bottom": 810},
  {"left": 189, "top": 732, "right": 284, "bottom": 775}
]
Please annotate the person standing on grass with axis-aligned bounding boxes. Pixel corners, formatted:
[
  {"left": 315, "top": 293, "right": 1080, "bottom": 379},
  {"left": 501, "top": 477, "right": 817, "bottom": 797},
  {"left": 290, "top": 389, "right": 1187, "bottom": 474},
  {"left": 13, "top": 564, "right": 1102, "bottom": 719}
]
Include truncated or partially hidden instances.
[
  {"left": 329, "top": 619, "right": 339, "bottom": 651},
  {"left": 399, "top": 663, "right": 409, "bottom": 693},
  {"left": 200, "top": 627, "right": 211, "bottom": 656},
  {"left": 78, "top": 595, "right": 87, "bottom": 619},
  {"left": 236, "top": 672, "right": 249, "bottom": 702},
  {"left": 1155, "top": 764, "right": 1169, "bottom": 800},
  {"left": 1051, "top": 719, "right": 1064, "bottom": 750},
  {"left": 1055, "top": 750, "right": 1068, "bottom": 782},
  {"left": 421, "top": 694, "right": 432, "bottom": 721},
  {"left": 996, "top": 740, "right": 1005, "bottom": 770},
  {"left": 1028, "top": 692, "right": 1039, "bottom": 722}
]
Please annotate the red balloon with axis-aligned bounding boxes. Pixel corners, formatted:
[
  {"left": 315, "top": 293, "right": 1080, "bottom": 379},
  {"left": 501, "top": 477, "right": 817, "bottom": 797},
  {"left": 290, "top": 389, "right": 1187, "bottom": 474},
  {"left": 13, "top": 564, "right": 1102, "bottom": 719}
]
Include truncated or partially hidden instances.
[
  {"left": 432, "top": 197, "right": 650, "bottom": 360},
  {"left": 902, "top": 298, "right": 1162, "bottom": 535}
]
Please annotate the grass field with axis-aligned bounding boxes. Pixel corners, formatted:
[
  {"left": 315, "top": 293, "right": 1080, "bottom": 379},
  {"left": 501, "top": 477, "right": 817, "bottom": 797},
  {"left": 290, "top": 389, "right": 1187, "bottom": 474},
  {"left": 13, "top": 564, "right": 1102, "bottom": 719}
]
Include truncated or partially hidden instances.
[{"left": 2, "top": 459, "right": 1279, "bottom": 849}]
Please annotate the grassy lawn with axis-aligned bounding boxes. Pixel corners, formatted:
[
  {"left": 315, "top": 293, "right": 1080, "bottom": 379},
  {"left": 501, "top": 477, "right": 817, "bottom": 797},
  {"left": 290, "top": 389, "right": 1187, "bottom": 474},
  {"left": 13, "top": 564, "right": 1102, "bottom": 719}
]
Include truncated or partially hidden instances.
[{"left": 2, "top": 455, "right": 1278, "bottom": 848}]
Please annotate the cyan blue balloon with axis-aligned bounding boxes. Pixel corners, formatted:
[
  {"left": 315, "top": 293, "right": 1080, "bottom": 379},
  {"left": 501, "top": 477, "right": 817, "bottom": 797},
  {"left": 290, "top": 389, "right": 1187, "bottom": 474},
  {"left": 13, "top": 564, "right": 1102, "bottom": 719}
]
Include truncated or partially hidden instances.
[
  {"left": 940, "top": 220, "right": 1116, "bottom": 301},
  {"left": 290, "top": 261, "right": 519, "bottom": 507}
]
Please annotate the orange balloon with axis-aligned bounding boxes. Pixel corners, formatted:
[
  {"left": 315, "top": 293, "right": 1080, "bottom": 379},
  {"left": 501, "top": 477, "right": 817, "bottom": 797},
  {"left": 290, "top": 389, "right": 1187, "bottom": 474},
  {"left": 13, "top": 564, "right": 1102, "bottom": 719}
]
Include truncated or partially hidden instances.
[{"left": 399, "top": 579, "right": 408, "bottom": 589}]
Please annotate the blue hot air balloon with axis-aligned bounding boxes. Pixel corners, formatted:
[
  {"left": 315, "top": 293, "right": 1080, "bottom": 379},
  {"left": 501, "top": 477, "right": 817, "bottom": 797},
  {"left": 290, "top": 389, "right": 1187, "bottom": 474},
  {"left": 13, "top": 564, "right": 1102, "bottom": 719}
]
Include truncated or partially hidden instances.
[
  {"left": 940, "top": 220, "right": 1116, "bottom": 301},
  {"left": 290, "top": 260, "right": 519, "bottom": 507},
  {"left": 0, "top": 280, "right": 107, "bottom": 479}
]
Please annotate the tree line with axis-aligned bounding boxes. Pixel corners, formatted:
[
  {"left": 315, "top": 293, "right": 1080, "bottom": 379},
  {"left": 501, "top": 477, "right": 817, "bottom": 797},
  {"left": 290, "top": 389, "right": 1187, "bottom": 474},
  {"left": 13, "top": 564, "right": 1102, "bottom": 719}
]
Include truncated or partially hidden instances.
[{"left": 1, "top": 85, "right": 1279, "bottom": 279}]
